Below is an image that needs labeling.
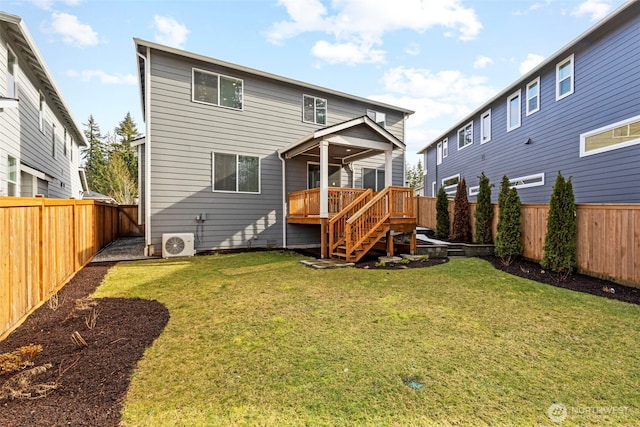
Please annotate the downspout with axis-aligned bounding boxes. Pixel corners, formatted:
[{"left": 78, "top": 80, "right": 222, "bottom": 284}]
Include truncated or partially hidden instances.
[
  {"left": 278, "top": 151, "right": 287, "bottom": 249},
  {"left": 136, "top": 47, "right": 152, "bottom": 255}
]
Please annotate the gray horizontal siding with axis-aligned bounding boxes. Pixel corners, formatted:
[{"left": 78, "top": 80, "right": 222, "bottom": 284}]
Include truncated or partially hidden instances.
[
  {"left": 424, "top": 9, "right": 640, "bottom": 204},
  {"left": 148, "top": 49, "right": 408, "bottom": 251}
]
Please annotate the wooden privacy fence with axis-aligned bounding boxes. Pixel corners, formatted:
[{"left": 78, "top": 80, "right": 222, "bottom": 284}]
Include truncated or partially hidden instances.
[
  {"left": 0, "top": 197, "right": 121, "bottom": 337},
  {"left": 416, "top": 197, "right": 640, "bottom": 287}
]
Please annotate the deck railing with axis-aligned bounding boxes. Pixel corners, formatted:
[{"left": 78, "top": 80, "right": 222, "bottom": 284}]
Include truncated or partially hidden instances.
[
  {"left": 328, "top": 189, "right": 373, "bottom": 254},
  {"left": 288, "top": 188, "right": 368, "bottom": 217}
]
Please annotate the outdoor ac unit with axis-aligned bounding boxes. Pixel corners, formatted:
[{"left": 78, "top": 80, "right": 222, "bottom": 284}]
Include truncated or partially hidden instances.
[{"left": 162, "top": 233, "right": 195, "bottom": 258}]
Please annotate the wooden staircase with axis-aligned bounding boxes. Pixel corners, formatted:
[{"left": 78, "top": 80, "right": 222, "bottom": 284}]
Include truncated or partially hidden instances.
[{"left": 328, "top": 187, "right": 416, "bottom": 262}]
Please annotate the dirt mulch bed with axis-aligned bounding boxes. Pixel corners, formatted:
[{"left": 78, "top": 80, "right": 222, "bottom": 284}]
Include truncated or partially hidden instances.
[
  {"left": 1, "top": 253, "right": 637, "bottom": 427},
  {"left": 0, "top": 262, "right": 169, "bottom": 427}
]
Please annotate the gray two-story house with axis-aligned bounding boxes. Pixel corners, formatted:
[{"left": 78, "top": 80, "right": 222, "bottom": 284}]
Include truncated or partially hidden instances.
[
  {"left": 134, "top": 39, "right": 415, "bottom": 260},
  {"left": 0, "top": 12, "right": 87, "bottom": 199},
  {"left": 418, "top": 0, "right": 640, "bottom": 204}
]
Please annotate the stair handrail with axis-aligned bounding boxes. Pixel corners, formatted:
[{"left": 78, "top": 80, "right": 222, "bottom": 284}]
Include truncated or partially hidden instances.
[
  {"left": 344, "top": 187, "right": 392, "bottom": 260},
  {"left": 328, "top": 188, "right": 373, "bottom": 255}
]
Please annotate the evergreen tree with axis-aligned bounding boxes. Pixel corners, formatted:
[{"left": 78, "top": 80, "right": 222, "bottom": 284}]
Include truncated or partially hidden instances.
[
  {"left": 474, "top": 172, "right": 493, "bottom": 244},
  {"left": 435, "top": 186, "right": 450, "bottom": 240},
  {"left": 494, "top": 187, "right": 523, "bottom": 265},
  {"left": 105, "top": 151, "right": 138, "bottom": 205},
  {"left": 113, "top": 112, "right": 141, "bottom": 180},
  {"left": 498, "top": 175, "right": 511, "bottom": 208},
  {"left": 541, "top": 172, "right": 577, "bottom": 278},
  {"left": 450, "top": 178, "right": 471, "bottom": 242},
  {"left": 406, "top": 160, "right": 425, "bottom": 190},
  {"left": 81, "top": 115, "right": 109, "bottom": 195}
]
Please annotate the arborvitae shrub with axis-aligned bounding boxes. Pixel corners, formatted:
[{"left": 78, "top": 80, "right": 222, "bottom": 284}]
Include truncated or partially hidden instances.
[
  {"left": 474, "top": 172, "right": 493, "bottom": 244},
  {"left": 498, "top": 175, "right": 511, "bottom": 208},
  {"left": 495, "top": 186, "right": 522, "bottom": 265},
  {"left": 450, "top": 178, "right": 471, "bottom": 242},
  {"left": 541, "top": 172, "right": 577, "bottom": 279},
  {"left": 435, "top": 186, "right": 450, "bottom": 240}
]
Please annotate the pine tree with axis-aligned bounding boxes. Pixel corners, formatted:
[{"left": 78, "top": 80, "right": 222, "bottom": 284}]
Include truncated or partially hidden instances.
[
  {"left": 81, "top": 115, "right": 109, "bottom": 195},
  {"left": 494, "top": 187, "right": 522, "bottom": 265},
  {"left": 113, "top": 112, "right": 141, "bottom": 180},
  {"left": 435, "top": 186, "right": 450, "bottom": 240},
  {"left": 474, "top": 172, "right": 493, "bottom": 244},
  {"left": 406, "top": 160, "right": 425, "bottom": 190},
  {"left": 450, "top": 178, "right": 471, "bottom": 242},
  {"left": 541, "top": 172, "right": 577, "bottom": 278}
]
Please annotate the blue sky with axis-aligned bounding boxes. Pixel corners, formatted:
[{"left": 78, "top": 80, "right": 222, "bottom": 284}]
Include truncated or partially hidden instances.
[{"left": 2, "top": 0, "right": 628, "bottom": 165}]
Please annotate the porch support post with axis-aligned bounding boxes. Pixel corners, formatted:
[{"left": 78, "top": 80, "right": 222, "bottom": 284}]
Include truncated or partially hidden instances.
[
  {"left": 320, "top": 140, "right": 329, "bottom": 218},
  {"left": 385, "top": 149, "right": 393, "bottom": 187},
  {"left": 321, "top": 218, "right": 328, "bottom": 259}
]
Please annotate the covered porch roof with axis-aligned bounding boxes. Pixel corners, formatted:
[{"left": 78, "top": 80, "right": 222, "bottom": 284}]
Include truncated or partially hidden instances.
[{"left": 278, "top": 115, "right": 405, "bottom": 163}]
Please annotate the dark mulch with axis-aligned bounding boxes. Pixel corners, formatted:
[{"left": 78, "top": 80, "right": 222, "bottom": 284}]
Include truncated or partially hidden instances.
[
  {"left": 482, "top": 255, "right": 640, "bottom": 306},
  {"left": 1, "top": 252, "right": 637, "bottom": 427},
  {"left": 0, "top": 262, "right": 169, "bottom": 427}
]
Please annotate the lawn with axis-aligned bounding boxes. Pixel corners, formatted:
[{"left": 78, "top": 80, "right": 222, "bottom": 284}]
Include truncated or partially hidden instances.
[{"left": 93, "top": 251, "right": 640, "bottom": 426}]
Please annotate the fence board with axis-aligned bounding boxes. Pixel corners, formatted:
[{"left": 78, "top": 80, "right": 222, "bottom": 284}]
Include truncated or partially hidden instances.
[
  {"left": 417, "top": 197, "right": 640, "bottom": 287},
  {"left": 0, "top": 198, "right": 121, "bottom": 338}
]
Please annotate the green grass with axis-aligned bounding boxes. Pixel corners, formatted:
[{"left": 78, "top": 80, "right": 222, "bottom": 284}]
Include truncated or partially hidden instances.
[{"left": 93, "top": 252, "right": 640, "bottom": 426}]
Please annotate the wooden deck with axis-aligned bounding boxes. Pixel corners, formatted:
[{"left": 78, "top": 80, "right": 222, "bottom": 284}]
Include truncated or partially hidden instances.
[{"left": 287, "top": 187, "right": 417, "bottom": 261}]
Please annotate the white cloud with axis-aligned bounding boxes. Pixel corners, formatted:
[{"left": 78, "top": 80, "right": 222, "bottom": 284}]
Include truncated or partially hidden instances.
[
  {"left": 153, "top": 15, "right": 190, "bottom": 49},
  {"left": 473, "top": 55, "right": 493, "bottom": 69},
  {"left": 404, "top": 43, "right": 420, "bottom": 56},
  {"left": 519, "top": 53, "right": 545, "bottom": 75},
  {"left": 311, "top": 40, "right": 385, "bottom": 65},
  {"left": 267, "top": 0, "right": 482, "bottom": 64},
  {"left": 28, "top": 0, "right": 83, "bottom": 10},
  {"left": 376, "top": 66, "right": 497, "bottom": 126},
  {"left": 570, "top": 0, "right": 613, "bottom": 20},
  {"left": 67, "top": 69, "right": 137, "bottom": 85},
  {"left": 46, "top": 13, "right": 98, "bottom": 47}
]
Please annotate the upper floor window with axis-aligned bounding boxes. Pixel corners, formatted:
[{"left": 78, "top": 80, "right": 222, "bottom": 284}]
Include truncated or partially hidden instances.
[
  {"left": 436, "top": 138, "right": 448, "bottom": 165},
  {"left": 580, "top": 115, "right": 640, "bottom": 157},
  {"left": 437, "top": 141, "right": 443, "bottom": 165},
  {"left": 51, "top": 124, "right": 56, "bottom": 158},
  {"left": 39, "top": 93, "right": 45, "bottom": 132},
  {"left": 63, "top": 128, "right": 68, "bottom": 157},
  {"left": 556, "top": 54, "right": 574, "bottom": 100},
  {"left": 303, "top": 95, "right": 326, "bottom": 125},
  {"left": 212, "top": 152, "right": 260, "bottom": 193},
  {"left": 363, "top": 168, "right": 385, "bottom": 191},
  {"left": 7, "top": 48, "right": 16, "bottom": 98},
  {"left": 526, "top": 77, "right": 540, "bottom": 115},
  {"left": 193, "top": 68, "right": 243, "bottom": 110},
  {"left": 507, "top": 90, "right": 521, "bottom": 131},
  {"left": 480, "top": 110, "right": 491, "bottom": 144},
  {"left": 457, "top": 122, "right": 473, "bottom": 150},
  {"left": 367, "top": 110, "right": 386, "bottom": 128}
]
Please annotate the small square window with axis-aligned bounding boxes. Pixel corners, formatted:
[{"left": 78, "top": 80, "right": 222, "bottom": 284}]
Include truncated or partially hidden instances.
[
  {"left": 367, "top": 110, "right": 386, "bottom": 128},
  {"left": 303, "top": 95, "right": 327, "bottom": 125}
]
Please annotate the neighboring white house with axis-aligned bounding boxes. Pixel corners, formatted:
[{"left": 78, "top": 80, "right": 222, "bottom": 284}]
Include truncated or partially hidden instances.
[{"left": 0, "top": 12, "right": 87, "bottom": 199}]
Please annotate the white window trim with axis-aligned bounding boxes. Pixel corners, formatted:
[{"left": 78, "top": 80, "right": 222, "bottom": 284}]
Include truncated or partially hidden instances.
[
  {"left": 366, "top": 109, "right": 386, "bottom": 128},
  {"left": 526, "top": 77, "right": 540, "bottom": 116},
  {"left": 307, "top": 161, "right": 342, "bottom": 189},
  {"left": 480, "top": 109, "right": 491, "bottom": 144},
  {"left": 192, "top": 68, "right": 244, "bottom": 111},
  {"left": 431, "top": 181, "right": 436, "bottom": 197},
  {"left": 507, "top": 90, "right": 521, "bottom": 132},
  {"left": 556, "top": 54, "right": 574, "bottom": 101},
  {"left": 39, "top": 92, "right": 45, "bottom": 133},
  {"left": 6, "top": 45, "right": 17, "bottom": 99},
  {"left": 580, "top": 114, "right": 640, "bottom": 157},
  {"left": 443, "top": 138, "right": 448, "bottom": 158},
  {"left": 510, "top": 172, "right": 544, "bottom": 190},
  {"left": 436, "top": 141, "right": 443, "bottom": 165},
  {"left": 302, "top": 94, "right": 327, "bottom": 125},
  {"left": 51, "top": 123, "right": 56, "bottom": 158},
  {"left": 442, "top": 173, "right": 460, "bottom": 195},
  {"left": 457, "top": 121, "right": 473, "bottom": 151},
  {"left": 469, "top": 185, "right": 480, "bottom": 197},
  {"left": 211, "top": 151, "right": 261, "bottom": 194}
]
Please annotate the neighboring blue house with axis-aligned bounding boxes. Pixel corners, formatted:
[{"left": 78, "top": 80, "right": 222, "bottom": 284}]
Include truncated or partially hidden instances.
[{"left": 418, "top": 1, "right": 640, "bottom": 204}]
